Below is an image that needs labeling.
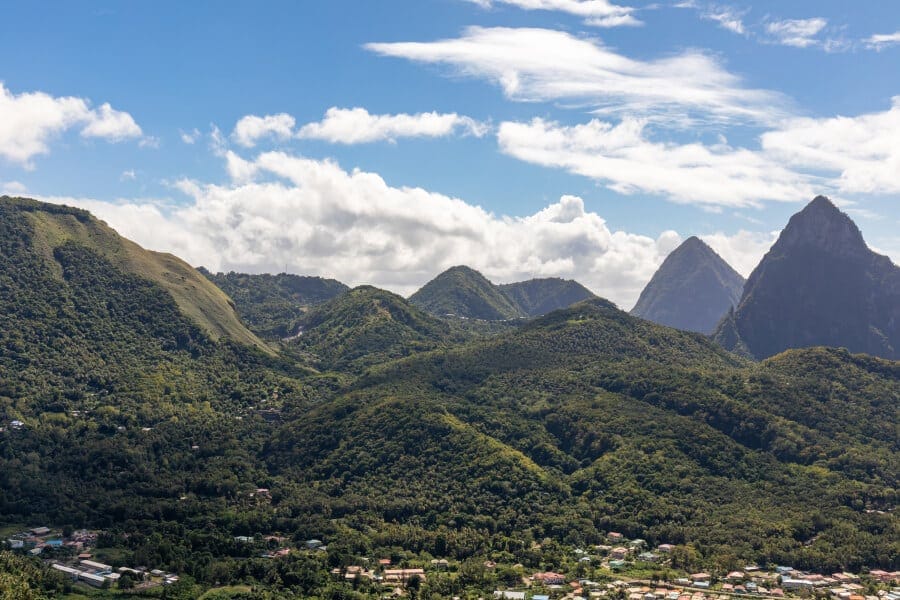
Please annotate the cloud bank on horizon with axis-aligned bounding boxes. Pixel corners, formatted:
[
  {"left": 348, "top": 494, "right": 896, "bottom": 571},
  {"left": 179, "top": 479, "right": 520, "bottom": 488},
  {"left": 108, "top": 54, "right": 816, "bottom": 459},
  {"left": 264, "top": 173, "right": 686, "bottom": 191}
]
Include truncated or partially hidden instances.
[{"left": 1, "top": 0, "right": 899, "bottom": 307}]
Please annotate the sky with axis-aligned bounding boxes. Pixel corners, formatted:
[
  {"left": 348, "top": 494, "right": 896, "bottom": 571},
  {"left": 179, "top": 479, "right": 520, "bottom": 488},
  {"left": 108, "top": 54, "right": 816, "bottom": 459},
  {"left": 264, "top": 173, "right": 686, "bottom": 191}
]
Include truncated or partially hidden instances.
[{"left": 1, "top": 0, "right": 899, "bottom": 308}]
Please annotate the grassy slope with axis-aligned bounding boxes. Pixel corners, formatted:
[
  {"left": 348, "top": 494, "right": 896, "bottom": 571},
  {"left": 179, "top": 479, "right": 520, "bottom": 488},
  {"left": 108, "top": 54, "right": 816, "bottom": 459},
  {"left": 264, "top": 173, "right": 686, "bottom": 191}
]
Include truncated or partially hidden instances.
[{"left": 7, "top": 197, "right": 268, "bottom": 353}]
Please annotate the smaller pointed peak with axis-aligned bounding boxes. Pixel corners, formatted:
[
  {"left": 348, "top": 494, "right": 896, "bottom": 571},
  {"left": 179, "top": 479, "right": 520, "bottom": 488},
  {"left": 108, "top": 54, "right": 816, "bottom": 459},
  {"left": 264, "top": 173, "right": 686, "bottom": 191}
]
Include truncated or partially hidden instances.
[{"left": 805, "top": 195, "right": 839, "bottom": 212}]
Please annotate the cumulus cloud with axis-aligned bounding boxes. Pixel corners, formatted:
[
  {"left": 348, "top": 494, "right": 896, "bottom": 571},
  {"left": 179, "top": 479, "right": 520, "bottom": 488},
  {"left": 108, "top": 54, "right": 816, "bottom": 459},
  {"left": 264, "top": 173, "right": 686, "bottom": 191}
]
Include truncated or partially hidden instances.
[
  {"left": 366, "top": 26, "right": 788, "bottom": 126},
  {"left": 296, "top": 107, "right": 489, "bottom": 144},
  {"left": 497, "top": 117, "right": 818, "bottom": 207},
  {"left": 46, "top": 151, "right": 694, "bottom": 308},
  {"left": 761, "top": 97, "right": 900, "bottom": 195},
  {"left": 701, "top": 229, "right": 778, "bottom": 277},
  {"left": 764, "top": 18, "right": 828, "bottom": 48},
  {"left": 1, "top": 180, "right": 28, "bottom": 194},
  {"left": 0, "top": 83, "right": 142, "bottom": 166},
  {"left": 232, "top": 113, "right": 296, "bottom": 147},
  {"left": 465, "top": 0, "right": 642, "bottom": 27},
  {"left": 865, "top": 31, "right": 900, "bottom": 50}
]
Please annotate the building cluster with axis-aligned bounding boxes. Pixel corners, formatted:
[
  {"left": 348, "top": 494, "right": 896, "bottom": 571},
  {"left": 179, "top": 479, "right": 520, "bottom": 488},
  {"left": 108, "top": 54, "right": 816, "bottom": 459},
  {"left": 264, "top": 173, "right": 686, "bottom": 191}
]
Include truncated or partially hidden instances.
[
  {"left": 4, "top": 526, "right": 97, "bottom": 556},
  {"left": 51, "top": 558, "right": 180, "bottom": 588}
]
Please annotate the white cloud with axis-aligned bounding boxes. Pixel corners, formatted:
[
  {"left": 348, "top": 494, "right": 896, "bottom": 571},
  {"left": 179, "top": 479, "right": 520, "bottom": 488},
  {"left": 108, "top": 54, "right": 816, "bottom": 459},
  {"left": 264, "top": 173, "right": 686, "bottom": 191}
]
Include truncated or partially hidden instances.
[
  {"left": 701, "top": 229, "right": 778, "bottom": 277},
  {"left": 366, "top": 26, "right": 788, "bottom": 126},
  {"left": 120, "top": 169, "right": 137, "bottom": 181},
  {"left": 465, "top": 0, "right": 642, "bottom": 27},
  {"left": 46, "top": 151, "right": 694, "bottom": 308},
  {"left": 765, "top": 18, "right": 827, "bottom": 48},
  {"left": 180, "top": 128, "right": 201, "bottom": 144},
  {"left": 496, "top": 117, "right": 818, "bottom": 207},
  {"left": 232, "top": 113, "right": 296, "bottom": 148},
  {"left": 1, "top": 180, "right": 28, "bottom": 194},
  {"left": 761, "top": 97, "right": 900, "bottom": 195},
  {"left": 702, "top": 6, "right": 746, "bottom": 35},
  {"left": 296, "top": 107, "right": 488, "bottom": 144},
  {"left": 0, "top": 83, "right": 142, "bottom": 166},
  {"left": 865, "top": 31, "right": 900, "bottom": 50}
]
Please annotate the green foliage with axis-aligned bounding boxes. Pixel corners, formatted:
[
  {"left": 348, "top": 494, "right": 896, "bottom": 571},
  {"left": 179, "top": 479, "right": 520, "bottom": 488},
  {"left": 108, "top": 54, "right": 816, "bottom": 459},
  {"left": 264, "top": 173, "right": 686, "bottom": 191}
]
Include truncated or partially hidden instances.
[
  {"left": 200, "top": 270, "right": 348, "bottom": 339},
  {"left": 0, "top": 196, "right": 897, "bottom": 597},
  {"left": 409, "top": 265, "right": 523, "bottom": 320}
]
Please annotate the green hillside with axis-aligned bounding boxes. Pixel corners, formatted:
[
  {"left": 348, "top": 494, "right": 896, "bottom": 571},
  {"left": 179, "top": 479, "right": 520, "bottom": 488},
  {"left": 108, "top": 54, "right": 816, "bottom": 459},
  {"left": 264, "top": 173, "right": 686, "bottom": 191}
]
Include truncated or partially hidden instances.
[
  {"left": 2, "top": 196, "right": 267, "bottom": 352},
  {"left": 200, "top": 269, "right": 349, "bottom": 339},
  {"left": 409, "top": 265, "right": 523, "bottom": 320},
  {"left": 291, "top": 285, "right": 452, "bottom": 370},
  {"left": 0, "top": 198, "right": 897, "bottom": 597}
]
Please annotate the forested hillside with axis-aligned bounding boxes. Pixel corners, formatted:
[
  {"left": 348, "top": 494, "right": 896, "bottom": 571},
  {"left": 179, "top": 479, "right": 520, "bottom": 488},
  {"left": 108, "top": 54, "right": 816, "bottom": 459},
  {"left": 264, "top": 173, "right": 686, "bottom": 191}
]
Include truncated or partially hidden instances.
[{"left": 0, "top": 197, "right": 897, "bottom": 597}]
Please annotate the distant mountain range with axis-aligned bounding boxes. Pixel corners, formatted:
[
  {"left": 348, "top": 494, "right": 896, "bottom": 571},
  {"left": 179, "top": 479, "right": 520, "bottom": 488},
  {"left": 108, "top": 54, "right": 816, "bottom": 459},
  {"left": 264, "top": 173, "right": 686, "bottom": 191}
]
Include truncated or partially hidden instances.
[
  {"left": 409, "top": 265, "right": 596, "bottom": 320},
  {"left": 715, "top": 196, "right": 900, "bottom": 360},
  {"left": 631, "top": 236, "right": 745, "bottom": 334}
]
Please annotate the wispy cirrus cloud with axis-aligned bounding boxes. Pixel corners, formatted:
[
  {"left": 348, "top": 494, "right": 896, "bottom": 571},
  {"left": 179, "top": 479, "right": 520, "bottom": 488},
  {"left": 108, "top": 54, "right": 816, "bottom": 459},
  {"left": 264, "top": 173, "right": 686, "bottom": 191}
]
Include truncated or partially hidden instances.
[
  {"left": 764, "top": 17, "right": 828, "bottom": 48},
  {"left": 496, "top": 117, "right": 818, "bottom": 208},
  {"left": 296, "top": 107, "right": 489, "bottom": 144},
  {"left": 0, "top": 82, "right": 143, "bottom": 167},
  {"left": 366, "top": 26, "right": 789, "bottom": 126},
  {"left": 865, "top": 31, "right": 900, "bottom": 50},
  {"left": 464, "top": 0, "right": 642, "bottom": 27},
  {"left": 231, "top": 107, "right": 488, "bottom": 147}
]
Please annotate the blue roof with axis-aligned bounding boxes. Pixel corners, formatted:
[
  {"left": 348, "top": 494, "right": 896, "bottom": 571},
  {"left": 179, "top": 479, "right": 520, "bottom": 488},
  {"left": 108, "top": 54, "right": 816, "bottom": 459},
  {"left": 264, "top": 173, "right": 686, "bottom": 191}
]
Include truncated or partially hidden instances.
[{"left": 533, "top": 595, "right": 551, "bottom": 600}]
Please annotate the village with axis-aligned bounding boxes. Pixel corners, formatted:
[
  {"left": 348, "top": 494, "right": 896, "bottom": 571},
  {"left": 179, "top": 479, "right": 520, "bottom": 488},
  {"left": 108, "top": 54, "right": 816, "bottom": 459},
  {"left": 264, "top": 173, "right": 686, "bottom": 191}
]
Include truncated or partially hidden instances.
[
  {"left": 4, "top": 525, "right": 899, "bottom": 598},
  {"left": 321, "top": 531, "right": 900, "bottom": 600},
  {"left": 4, "top": 525, "right": 181, "bottom": 590}
]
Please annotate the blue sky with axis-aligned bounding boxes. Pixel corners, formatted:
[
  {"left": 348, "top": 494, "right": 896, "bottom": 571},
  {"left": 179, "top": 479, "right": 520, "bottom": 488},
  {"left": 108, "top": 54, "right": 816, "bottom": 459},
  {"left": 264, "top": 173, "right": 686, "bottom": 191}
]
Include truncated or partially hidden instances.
[{"left": 1, "top": 0, "right": 898, "bottom": 306}]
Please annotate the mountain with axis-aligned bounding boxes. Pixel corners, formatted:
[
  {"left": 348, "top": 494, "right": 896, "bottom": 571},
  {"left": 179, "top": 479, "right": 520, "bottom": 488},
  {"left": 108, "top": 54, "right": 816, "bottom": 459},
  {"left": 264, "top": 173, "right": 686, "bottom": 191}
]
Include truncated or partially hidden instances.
[
  {"left": 200, "top": 269, "right": 349, "bottom": 339},
  {"left": 498, "top": 277, "right": 596, "bottom": 317},
  {"left": 0, "top": 195, "right": 897, "bottom": 592},
  {"left": 409, "top": 265, "right": 522, "bottom": 319},
  {"left": 715, "top": 196, "right": 900, "bottom": 359},
  {"left": 410, "top": 265, "right": 596, "bottom": 320},
  {"left": 291, "top": 285, "right": 451, "bottom": 370},
  {"left": 631, "top": 236, "right": 745, "bottom": 334},
  {"left": 0, "top": 196, "right": 266, "bottom": 352}
]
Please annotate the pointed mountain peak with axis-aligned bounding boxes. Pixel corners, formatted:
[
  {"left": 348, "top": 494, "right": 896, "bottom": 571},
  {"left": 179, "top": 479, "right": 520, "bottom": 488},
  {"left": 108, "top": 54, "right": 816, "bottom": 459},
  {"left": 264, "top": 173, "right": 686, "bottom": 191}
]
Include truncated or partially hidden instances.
[
  {"left": 780, "top": 195, "right": 866, "bottom": 254},
  {"left": 631, "top": 236, "right": 745, "bottom": 334}
]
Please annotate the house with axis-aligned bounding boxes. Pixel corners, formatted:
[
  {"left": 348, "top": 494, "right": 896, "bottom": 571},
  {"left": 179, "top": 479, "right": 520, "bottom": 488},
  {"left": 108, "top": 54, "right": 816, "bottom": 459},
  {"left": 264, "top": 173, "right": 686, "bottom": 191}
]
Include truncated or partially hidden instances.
[
  {"left": 692, "top": 582, "right": 710, "bottom": 589},
  {"left": 6, "top": 539, "right": 23, "bottom": 549},
  {"left": 30, "top": 527, "right": 51, "bottom": 536},
  {"left": 80, "top": 572, "right": 107, "bottom": 587},
  {"left": 533, "top": 572, "right": 567, "bottom": 585},
  {"left": 658, "top": 544, "right": 675, "bottom": 553},
  {"left": 431, "top": 559, "right": 449, "bottom": 569},
  {"left": 493, "top": 591, "right": 526, "bottom": 600},
  {"left": 610, "top": 561, "right": 627, "bottom": 570},
  {"left": 383, "top": 568, "right": 426, "bottom": 583},
  {"left": 80, "top": 559, "right": 113, "bottom": 571},
  {"left": 10, "top": 420, "right": 24, "bottom": 430},
  {"left": 629, "top": 539, "right": 647, "bottom": 549},
  {"left": 533, "top": 595, "right": 550, "bottom": 600},
  {"left": 727, "top": 571, "right": 745, "bottom": 582},
  {"left": 611, "top": 547, "right": 629, "bottom": 560},
  {"left": 691, "top": 574, "right": 711, "bottom": 583},
  {"left": 608, "top": 532, "right": 624, "bottom": 541},
  {"left": 305, "top": 539, "right": 323, "bottom": 550},
  {"left": 638, "top": 552, "right": 659, "bottom": 563},
  {"left": 782, "top": 579, "right": 814, "bottom": 591},
  {"left": 378, "top": 558, "right": 392, "bottom": 567}
]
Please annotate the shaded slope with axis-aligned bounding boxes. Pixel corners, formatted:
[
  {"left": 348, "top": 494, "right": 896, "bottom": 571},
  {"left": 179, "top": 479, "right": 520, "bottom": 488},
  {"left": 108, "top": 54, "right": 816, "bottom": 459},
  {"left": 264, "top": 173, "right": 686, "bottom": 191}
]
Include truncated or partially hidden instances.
[
  {"left": 200, "top": 269, "right": 348, "bottom": 339},
  {"left": 632, "top": 236, "right": 745, "bottom": 334},
  {"left": 498, "top": 277, "right": 596, "bottom": 317},
  {"left": 716, "top": 196, "right": 900, "bottom": 359}
]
